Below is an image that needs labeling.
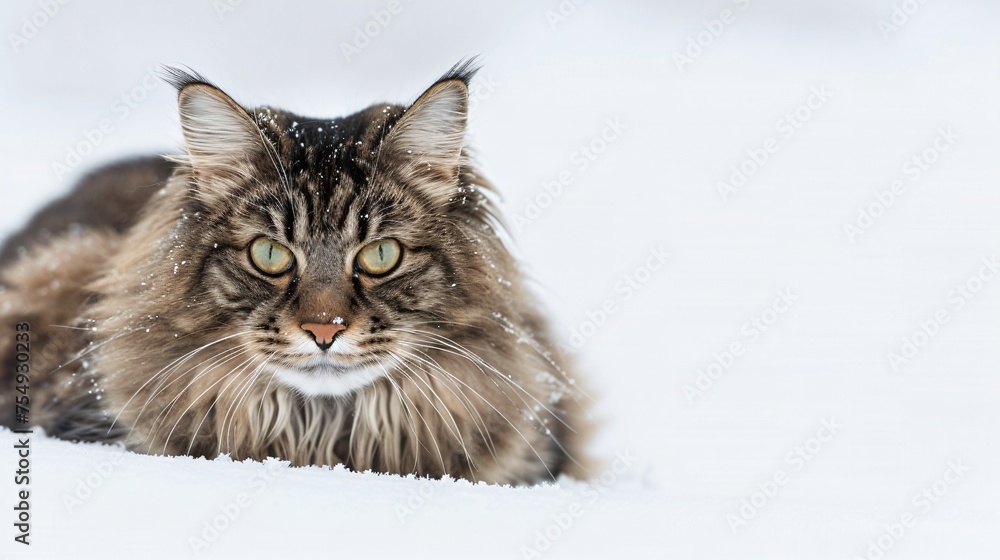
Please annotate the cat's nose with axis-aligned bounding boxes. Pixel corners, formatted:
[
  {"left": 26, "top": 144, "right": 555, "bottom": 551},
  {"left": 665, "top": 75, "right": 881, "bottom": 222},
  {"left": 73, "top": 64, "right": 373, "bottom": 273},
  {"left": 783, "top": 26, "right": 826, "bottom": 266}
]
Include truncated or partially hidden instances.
[{"left": 300, "top": 322, "right": 347, "bottom": 351}]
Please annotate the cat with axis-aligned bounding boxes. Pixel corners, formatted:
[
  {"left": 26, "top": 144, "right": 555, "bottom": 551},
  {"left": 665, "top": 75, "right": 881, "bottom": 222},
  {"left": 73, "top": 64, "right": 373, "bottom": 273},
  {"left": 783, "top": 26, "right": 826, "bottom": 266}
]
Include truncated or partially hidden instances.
[{"left": 0, "top": 61, "right": 591, "bottom": 485}]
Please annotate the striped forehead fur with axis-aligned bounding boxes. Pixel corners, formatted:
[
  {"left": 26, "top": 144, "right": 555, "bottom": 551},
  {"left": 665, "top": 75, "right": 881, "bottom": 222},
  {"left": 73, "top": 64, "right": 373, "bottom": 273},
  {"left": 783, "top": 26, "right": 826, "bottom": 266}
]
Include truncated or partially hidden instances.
[{"left": 164, "top": 62, "right": 482, "bottom": 214}]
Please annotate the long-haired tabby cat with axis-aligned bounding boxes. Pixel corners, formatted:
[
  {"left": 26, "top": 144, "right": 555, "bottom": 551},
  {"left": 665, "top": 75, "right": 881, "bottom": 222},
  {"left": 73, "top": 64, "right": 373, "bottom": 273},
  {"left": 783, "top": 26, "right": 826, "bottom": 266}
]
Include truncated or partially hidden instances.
[{"left": 0, "top": 61, "right": 590, "bottom": 485}]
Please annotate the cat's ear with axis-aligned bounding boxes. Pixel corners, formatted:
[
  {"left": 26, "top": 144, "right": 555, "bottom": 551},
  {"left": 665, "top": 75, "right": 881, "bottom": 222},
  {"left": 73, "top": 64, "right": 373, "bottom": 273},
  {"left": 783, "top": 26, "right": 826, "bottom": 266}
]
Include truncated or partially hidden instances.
[
  {"left": 383, "top": 64, "right": 474, "bottom": 206},
  {"left": 164, "top": 69, "right": 263, "bottom": 202}
]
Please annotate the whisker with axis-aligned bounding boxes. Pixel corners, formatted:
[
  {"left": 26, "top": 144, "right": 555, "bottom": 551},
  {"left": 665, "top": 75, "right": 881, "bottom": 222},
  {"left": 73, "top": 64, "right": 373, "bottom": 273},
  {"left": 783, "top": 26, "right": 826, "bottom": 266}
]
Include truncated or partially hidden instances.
[
  {"left": 157, "top": 351, "right": 259, "bottom": 456},
  {"left": 393, "top": 343, "right": 497, "bottom": 462},
  {"left": 132, "top": 339, "right": 258, "bottom": 437},
  {"left": 139, "top": 342, "right": 259, "bottom": 446},
  {"left": 109, "top": 330, "right": 255, "bottom": 433},
  {"left": 221, "top": 354, "right": 274, "bottom": 454},
  {"left": 397, "top": 330, "right": 583, "bottom": 476},
  {"left": 373, "top": 359, "right": 422, "bottom": 474},
  {"left": 392, "top": 345, "right": 557, "bottom": 479},
  {"left": 399, "top": 329, "right": 576, "bottom": 434},
  {"left": 388, "top": 351, "right": 477, "bottom": 476},
  {"left": 378, "top": 357, "right": 448, "bottom": 476}
]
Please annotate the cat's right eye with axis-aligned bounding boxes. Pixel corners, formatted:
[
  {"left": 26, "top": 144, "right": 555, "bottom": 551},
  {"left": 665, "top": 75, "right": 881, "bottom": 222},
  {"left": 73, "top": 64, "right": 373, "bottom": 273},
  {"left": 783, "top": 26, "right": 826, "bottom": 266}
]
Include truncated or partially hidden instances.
[
  {"left": 249, "top": 237, "right": 295, "bottom": 275},
  {"left": 356, "top": 238, "right": 402, "bottom": 276}
]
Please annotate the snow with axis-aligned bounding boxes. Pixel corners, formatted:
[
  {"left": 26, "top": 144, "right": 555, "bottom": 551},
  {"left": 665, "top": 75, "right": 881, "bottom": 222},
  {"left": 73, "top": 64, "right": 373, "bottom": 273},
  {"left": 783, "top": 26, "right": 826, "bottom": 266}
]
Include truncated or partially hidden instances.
[
  {"left": 2, "top": 430, "right": 659, "bottom": 559},
  {"left": 3, "top": 0, "right": 1000, "bottom": 558}
]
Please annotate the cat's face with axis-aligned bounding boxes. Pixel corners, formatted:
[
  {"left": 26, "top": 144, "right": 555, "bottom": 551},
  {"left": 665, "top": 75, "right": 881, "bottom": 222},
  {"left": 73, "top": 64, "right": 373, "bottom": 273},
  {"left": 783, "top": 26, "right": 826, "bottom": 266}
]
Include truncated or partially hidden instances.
[{"left": 167, "top": 66, "right": 503, "bottom": 397}]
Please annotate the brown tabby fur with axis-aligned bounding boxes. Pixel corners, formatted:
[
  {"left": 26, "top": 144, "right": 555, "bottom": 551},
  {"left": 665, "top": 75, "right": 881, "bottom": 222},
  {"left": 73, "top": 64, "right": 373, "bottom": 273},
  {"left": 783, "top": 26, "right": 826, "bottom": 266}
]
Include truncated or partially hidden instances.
[{"left": 0, "top": 62, "right": 590, "bottom": 485}]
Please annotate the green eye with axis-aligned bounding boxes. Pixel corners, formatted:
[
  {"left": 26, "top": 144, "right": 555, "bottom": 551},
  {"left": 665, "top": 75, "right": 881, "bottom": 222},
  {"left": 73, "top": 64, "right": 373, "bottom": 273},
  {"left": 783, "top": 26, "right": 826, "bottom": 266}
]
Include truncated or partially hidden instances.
[
  {"left": 357, "top": 239, "right": 401, "bottom": 276},
  {"left": 249, "top": 237, "right": 294, "bottom": 275}
]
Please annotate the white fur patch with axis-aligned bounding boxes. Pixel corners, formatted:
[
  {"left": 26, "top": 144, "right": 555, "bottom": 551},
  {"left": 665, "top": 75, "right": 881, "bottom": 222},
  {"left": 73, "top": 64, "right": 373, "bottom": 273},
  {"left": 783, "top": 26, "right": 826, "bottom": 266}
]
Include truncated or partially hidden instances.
[{"left": 272, "top": 362, "right": 386, "bottom": 397}]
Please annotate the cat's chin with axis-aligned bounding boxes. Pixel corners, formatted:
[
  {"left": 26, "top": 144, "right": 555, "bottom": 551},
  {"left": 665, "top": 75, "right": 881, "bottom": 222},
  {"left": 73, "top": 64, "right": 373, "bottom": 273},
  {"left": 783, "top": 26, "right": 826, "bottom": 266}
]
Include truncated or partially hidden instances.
[{"left": 271, "top": 361, "right": 386, "bottom": 397}]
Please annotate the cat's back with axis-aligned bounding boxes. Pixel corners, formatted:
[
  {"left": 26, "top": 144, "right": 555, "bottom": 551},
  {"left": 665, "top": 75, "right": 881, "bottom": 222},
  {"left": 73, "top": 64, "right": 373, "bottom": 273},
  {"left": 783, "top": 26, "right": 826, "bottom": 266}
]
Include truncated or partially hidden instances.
[
  {"left": 0, "top": 156, "right": 175, "bottom": 431},
  {"left": 0, "top": 156, "right": 175, "bottom": 267}
]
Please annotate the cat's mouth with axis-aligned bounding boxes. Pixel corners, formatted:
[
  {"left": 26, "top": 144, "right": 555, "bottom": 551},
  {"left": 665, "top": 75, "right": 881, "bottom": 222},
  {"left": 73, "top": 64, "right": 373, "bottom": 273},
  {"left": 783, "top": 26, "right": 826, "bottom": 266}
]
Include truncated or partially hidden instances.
[{"left": 270, "top": 354, "right": 386, "bottom": 397}]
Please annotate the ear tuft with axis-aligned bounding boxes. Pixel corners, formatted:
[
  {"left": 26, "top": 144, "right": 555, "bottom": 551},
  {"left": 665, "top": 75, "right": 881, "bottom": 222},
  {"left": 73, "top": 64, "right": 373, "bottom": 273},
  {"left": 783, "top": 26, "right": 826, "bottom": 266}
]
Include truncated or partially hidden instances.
[
  {"left": 437, "top": 57, "right": 481, "bottom": 87},
  {"left": 383, "top": 71, "right": 471, "bottom": 206},
  {"left": 168, "top": 72, "right": 263, "bottom": 205},
  {"left": 159, "top": 65, "right": 212, "bottom": 92}
]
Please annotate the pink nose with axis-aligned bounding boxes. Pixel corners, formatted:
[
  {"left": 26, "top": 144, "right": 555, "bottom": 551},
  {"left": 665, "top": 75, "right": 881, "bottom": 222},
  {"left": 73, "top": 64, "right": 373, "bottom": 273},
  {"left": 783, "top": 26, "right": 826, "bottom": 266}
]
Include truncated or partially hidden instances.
[{"left": 300, "top": 323, "right": 347, "bottom": 350}]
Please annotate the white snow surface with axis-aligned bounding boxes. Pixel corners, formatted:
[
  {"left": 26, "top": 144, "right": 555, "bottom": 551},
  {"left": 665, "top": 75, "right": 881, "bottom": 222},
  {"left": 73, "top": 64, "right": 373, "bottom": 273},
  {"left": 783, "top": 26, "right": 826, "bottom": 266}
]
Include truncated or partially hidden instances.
[{"left": 3, "top": 0, "right": 1000, "bottom": 558}]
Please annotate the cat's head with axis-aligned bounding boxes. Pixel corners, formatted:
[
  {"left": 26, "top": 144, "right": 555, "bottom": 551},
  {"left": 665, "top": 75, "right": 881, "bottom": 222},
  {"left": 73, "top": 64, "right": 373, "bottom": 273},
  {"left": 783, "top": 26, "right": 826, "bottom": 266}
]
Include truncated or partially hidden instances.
[{"left": 159, "top": 62, "right": 512, "bottom": 397}]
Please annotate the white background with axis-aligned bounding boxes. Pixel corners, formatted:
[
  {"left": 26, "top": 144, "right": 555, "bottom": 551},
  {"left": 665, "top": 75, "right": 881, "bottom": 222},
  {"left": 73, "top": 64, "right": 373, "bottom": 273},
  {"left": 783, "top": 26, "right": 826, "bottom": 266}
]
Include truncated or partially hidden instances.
[{"left": 2, "top": 1, "right": 999, "bottom": 558}]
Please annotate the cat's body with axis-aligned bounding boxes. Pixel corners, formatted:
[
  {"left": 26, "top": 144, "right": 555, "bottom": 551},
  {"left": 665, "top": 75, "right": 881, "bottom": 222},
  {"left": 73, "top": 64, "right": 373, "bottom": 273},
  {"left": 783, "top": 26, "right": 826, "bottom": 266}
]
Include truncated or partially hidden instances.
[{"left": 0, "top": 64, "right": 589, "bottom": 485}]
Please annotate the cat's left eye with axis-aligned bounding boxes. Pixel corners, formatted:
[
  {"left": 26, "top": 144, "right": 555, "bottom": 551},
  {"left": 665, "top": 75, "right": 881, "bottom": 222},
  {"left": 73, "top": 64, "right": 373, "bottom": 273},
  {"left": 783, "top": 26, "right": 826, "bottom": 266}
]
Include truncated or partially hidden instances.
[
  {"left": 249, "top": 237, "right": 295, "bottom": 275},
  {"left": 356, "top": 238, "right": 402, "bottom": 276}
]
